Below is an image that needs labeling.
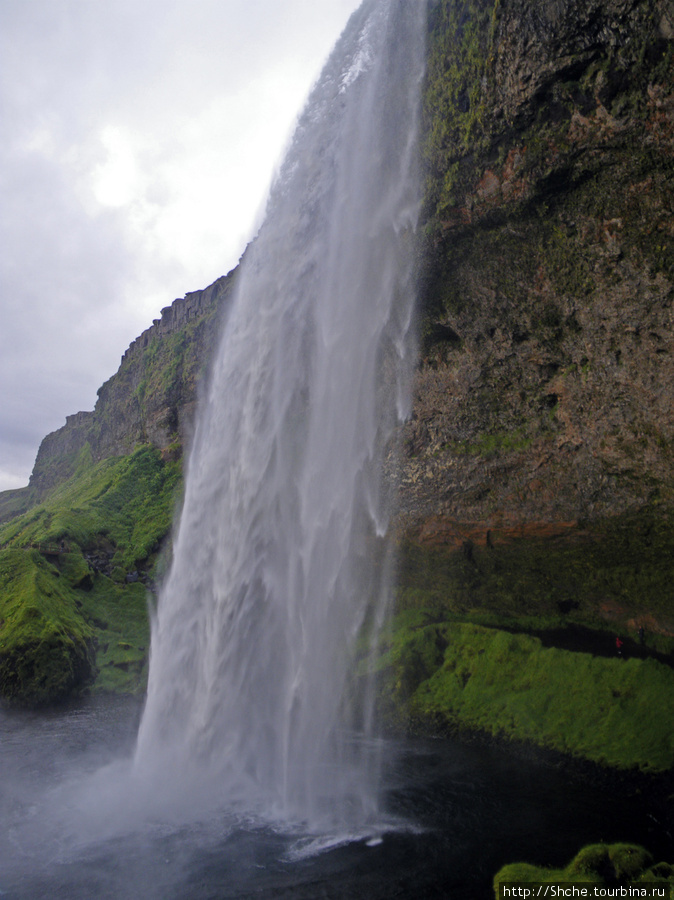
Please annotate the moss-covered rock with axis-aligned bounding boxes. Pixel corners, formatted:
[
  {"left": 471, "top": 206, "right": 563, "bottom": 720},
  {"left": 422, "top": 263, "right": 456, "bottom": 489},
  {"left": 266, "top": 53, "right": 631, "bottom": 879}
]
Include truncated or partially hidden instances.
[
  {"left": 0, "top": 550, "right": 96, "bottom": 705},
  {"left": 0, "top": 445, "right": 180, "bottom": 705},
  {"left": 396, "top": 509, "right": 674, "bottom": 640},
  {"left": 494, "top": 843, "right": 674, "bottom": 896}
]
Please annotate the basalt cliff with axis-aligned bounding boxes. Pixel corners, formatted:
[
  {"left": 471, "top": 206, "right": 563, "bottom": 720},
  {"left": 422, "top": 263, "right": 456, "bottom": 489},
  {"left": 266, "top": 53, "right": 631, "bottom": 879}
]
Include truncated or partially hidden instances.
[
  {"left": 407, "top": 0, "right": 674, "bottom": 536},
  {"left": 1, "top": 0, "right": 673, "bottom": 776}
]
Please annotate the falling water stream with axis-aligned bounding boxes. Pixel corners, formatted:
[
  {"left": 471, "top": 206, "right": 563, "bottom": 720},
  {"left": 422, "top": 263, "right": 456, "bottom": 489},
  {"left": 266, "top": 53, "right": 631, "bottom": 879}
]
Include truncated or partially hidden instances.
[{"left": 133, "top": 0, "right": 426, "bottom": 829}]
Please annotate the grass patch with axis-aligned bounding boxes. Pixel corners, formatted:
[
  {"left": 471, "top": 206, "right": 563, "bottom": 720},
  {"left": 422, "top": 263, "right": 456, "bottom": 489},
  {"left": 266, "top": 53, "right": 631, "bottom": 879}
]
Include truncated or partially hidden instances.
[
  {"left": 1, "top": 444, "right": 181, "bottom": 573},
  {"left": 0, "top": 487, "right": 34, "bottom": 525},
  {"left": 77, "top": 574, "right": 150, "bottom": 694},
  {"left": 442, "top": 427, "right": 533, "bottom": 458},
  {"left": 0, "top": 549, "right": 96, "bottom": 705},
  {"left": 372, "top": 613, "right": 674, "bottom": 772}
]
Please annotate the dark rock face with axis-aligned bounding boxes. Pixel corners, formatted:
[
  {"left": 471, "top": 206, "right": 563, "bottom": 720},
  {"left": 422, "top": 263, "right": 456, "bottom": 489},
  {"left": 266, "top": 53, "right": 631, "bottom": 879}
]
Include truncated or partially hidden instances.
[
  {"left": 0, "top": 634, "right": 96, "bottom": 707},
  {"left": 399, "top": 0, "right": 674, "bottom": 547}
]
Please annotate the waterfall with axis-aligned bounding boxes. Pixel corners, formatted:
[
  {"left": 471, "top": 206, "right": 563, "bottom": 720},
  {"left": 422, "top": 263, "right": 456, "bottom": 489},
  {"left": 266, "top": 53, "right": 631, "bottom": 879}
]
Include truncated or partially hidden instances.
[{"left": 134, "top": 0, "right": 426, "bottom": 830}]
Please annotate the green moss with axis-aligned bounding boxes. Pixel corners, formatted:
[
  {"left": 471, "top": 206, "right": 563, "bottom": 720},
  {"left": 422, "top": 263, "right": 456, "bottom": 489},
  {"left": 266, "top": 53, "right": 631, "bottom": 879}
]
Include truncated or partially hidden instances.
[
  {"left": 0, "top": 487, "right": 34, "bottom": 525},
  {"left": 0, "top": 549, "right": 96, "bottom": 705},
  {"left": 0, "top": 541, "right": 151, "bottom": 703},
  {"left": 494, "top": 843, "right": 674, "bottom": 896},
  {"left": 540, "top": 222, "right": 595, "bottom": 299},
  {"left": 134, "top": 307, "right": 218, "bottom": 423},
  {"left": 443, "top": 426, "right": 533, "bottom": 458},
  {"left": 79, "top": 575, "right": 150, "bottom": 694},
  {"left": 1, "top": 445, "right": 181, "bottom": 572},
  {"left": 423, "top": 0, "right": 501, "bottom": 218},
  {"left": 0, "top": 445, "right": 178, "bottom": 703},
  {"left": 373, "top": 616, "right": 674, "bottom": 772}
]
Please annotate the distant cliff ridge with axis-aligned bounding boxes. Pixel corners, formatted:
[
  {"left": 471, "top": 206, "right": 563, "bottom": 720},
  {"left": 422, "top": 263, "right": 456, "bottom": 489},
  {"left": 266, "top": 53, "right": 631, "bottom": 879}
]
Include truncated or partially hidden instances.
[{"left": 29, "top": 271, "right": 237, "bottom": 496}]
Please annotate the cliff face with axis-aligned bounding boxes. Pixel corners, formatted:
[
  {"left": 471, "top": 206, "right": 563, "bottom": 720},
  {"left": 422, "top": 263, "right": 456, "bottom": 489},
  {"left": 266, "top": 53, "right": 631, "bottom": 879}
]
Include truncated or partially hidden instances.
[
  {"left": 28, "top": 272, "right": 237, "bottom": 496},
  {"left": 398, "top": 0, "right": 674, "bottom": 551},
  {"left": 12, "top": 0, "right": 674, "bottom": 614},
  {"left": 0, "top": 272, "right": 236, "bottom": 704}
]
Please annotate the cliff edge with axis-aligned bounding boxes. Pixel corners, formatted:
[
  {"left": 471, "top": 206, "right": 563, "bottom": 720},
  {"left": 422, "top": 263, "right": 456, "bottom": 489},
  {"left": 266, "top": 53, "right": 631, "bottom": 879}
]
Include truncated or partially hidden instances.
[{"left": 27, "top": 271, "right": 237, "bottom": 498}]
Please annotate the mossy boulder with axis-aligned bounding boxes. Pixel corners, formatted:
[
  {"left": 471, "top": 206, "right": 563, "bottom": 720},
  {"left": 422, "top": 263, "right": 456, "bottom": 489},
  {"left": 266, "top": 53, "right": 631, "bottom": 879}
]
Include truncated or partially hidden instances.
[
  {"left": 0, "top": 445, "right": 180, "bottom": 705},
  {"left": 494, "top": 843, "right": 674, "bottom": 895},
  {"left": 0, "top": 550, "right": 96, "bottom": 705}
]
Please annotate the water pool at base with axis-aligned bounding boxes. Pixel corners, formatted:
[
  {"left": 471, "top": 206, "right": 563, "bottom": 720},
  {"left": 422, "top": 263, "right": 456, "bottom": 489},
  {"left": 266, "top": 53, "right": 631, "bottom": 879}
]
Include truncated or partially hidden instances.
[{"left": 1, "top": 696, "right": 670, "bottom": 900}]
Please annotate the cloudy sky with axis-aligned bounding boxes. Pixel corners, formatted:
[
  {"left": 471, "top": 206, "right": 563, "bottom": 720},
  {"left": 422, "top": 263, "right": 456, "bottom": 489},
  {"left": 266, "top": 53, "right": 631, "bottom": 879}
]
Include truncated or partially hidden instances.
[{"left": 0, "top": 0, "right": 362, "bottom": 492}]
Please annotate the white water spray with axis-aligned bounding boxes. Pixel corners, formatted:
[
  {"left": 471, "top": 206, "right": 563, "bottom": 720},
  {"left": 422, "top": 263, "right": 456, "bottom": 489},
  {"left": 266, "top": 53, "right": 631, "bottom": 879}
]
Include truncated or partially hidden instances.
[{"left": 134, "top": 0, "right": 426, "bottom": 829}]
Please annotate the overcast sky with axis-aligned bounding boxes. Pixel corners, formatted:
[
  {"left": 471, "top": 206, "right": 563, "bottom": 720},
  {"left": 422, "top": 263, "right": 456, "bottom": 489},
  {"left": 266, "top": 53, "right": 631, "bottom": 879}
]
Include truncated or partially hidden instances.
[{"left": 0, "top": 0, "right": 362, "bottom": 492}]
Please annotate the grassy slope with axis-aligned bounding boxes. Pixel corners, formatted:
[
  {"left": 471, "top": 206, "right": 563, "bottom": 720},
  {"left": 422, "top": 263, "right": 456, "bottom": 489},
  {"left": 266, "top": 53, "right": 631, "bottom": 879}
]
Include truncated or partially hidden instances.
[
  {"left": 0, "top": 445, "right": 180, "bottom": 704},
  {"left": 0, "top": 549, "right": 96, "bottom": 705},
  {"left": 369, "top": 609, "right": 674, "bottom": 773}
]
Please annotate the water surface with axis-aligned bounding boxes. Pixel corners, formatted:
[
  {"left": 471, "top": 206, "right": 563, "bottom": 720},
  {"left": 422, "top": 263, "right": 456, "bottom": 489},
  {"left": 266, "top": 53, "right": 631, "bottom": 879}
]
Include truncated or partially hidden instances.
[{"left": 1, "top": 696, "right": 668, "bottom": 900}]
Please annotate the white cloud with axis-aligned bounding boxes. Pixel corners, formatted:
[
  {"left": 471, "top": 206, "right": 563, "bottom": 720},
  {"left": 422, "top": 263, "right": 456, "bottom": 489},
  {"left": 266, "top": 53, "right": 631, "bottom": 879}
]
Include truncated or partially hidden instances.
[
  {"left": 91, "top": 126, "right": 142, "bottom": 208},
  {"left": 0, "top": 0, "right": 362, "bottom": 492}
]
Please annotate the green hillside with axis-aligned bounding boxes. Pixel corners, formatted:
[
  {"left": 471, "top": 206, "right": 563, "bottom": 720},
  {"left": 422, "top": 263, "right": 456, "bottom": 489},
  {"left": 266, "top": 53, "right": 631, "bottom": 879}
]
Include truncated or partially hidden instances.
[{"left": 0, "top": 445, "right": 180, "bottom": 704}]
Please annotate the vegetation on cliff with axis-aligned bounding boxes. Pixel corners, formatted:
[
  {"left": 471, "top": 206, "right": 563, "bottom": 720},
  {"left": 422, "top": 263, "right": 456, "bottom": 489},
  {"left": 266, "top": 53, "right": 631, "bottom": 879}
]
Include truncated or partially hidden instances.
[
  {"left": 0, "top": 445, "right": 180, "bottom": 703},
  {"left": 26, "top": 273, "right": 233, "bottom": 500},
  {"left": 0, "top": 549, "right": 96, "bottom": 706}
]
